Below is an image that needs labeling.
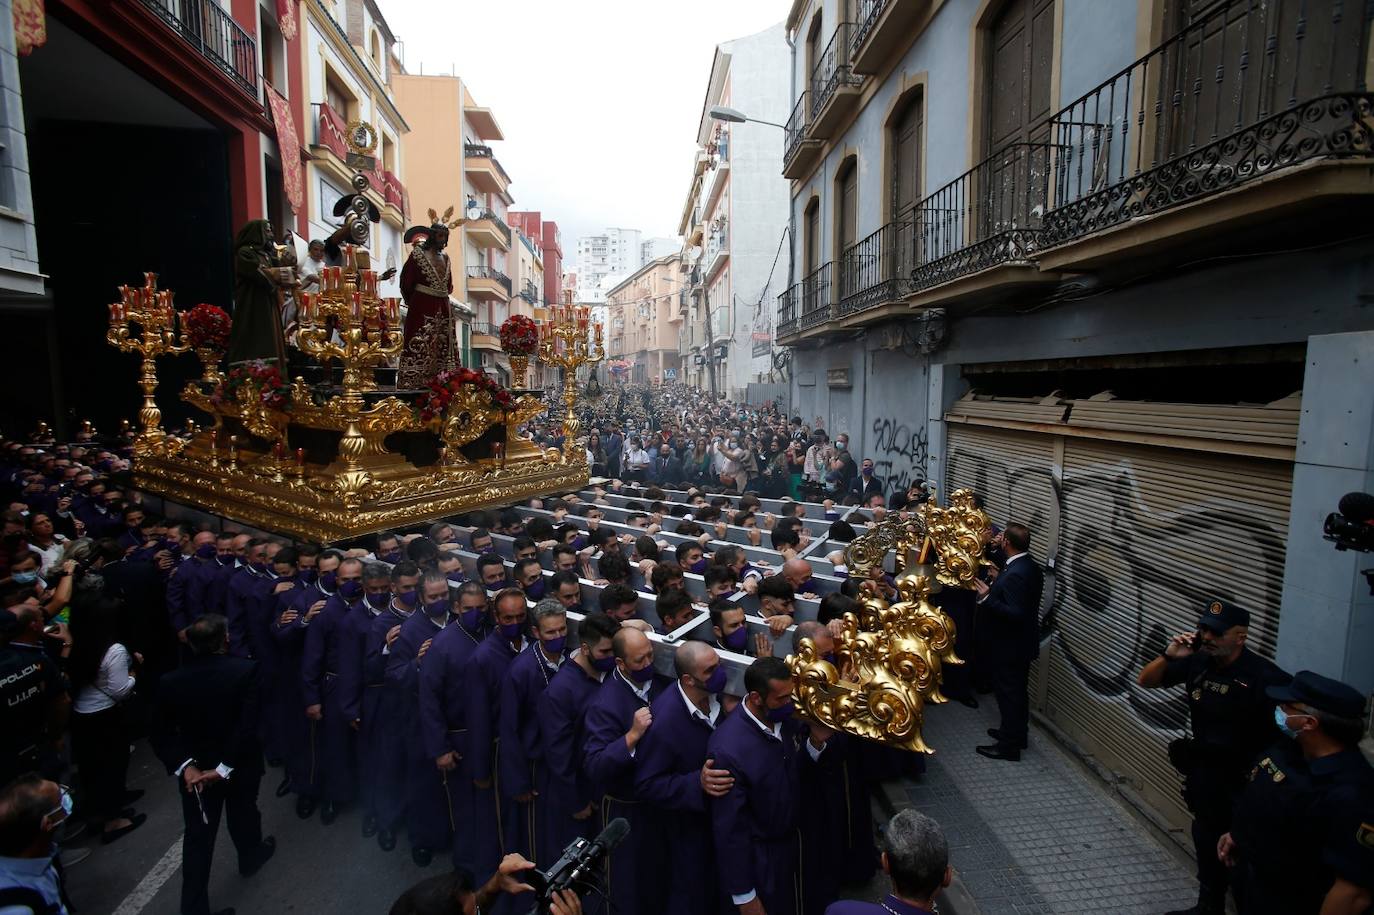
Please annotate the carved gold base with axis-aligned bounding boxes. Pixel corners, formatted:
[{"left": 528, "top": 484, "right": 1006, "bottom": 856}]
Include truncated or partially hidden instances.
[{"left": 133, "top": 434, "right": 588, "bottom": 543}]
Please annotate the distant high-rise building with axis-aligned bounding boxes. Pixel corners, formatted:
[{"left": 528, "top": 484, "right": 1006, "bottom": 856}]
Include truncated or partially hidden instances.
[
  {"left": 574, "top": 228, "right": 642, "bottom": 304},
  {"left": 640, "top": 236, "right": 679, "bottom": 266}
]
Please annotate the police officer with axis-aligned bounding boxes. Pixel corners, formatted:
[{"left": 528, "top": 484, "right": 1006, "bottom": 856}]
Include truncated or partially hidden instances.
[
  {"left": 1137, "top": 598, "right": 1289, "bottom": 915},
  {"left": 1218, "top": 671, "right": 1373, "bottom": 914},
  {"left": 0, "top": 603, "right": 69, "bottom": 786}
]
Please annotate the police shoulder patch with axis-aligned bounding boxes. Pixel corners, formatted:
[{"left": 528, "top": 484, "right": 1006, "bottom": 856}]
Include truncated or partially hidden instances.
[
  {"left": 1358, "top": 823, "right": 1374, "bottom": 851},
  {"left": 1209, "top": 601, "right": 1223, "bottom": 615}
]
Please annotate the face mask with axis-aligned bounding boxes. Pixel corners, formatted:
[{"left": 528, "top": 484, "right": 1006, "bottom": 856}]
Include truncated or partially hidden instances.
[
  {"left": 591, "top": 654, "right": 617, "bottom": 673},
  {"left": 423, "top": 598, "right": 449, "bottom": 619},
  {"left": 298, "top": 569, "right": 318, "bottom": 585},
  {"left": 700, "top": 667, "right": 727, "bottom": 694},
  {"left": 380, "top": 550, "right": 403, "bottom": 564},
  {"left": 689, "top": 558, "right": 707, "bottom": 574},
  {"left": 862, "top": 467, "right": 873, "bottom": 476},
  {"left": 836, "top": 443, "right": 847, "bottom": 451},
  {"left": 195, "top": 543, "right": 217, "bottom": 559},
  {"left": 1274, "top": 707, "right": 1306, "bottom": 739},
  {"left": 320, "top": 570, "right": 337, "bottom": 591},
  {"left": 338, "top": 579, "right": 363, "bottom": 601},
  {"left": 766, "top": 700, "right": 795, "bottom": 723},
  {"left": 499, "top": 621, "right": 524, "bottom": 641},
  {"left": 460, "top": 607, "right": 485, "bottom": 631},
  {"left": 543, "top": 635, "right": 567, "bottom": 656},
  {"left": 723, "top": 626, "right": 749, "bottom": 651},
  {"left": 250, "top": 562, "right": 269, "bottom": 575},
  {"left": 629, "top": 663, "right": 656, "bottom": 684},
  {"left": 12, "top": 571, "right": 37, "bottom": 584},
  {"left": 396, "top": 589, "right": 418, "bottom": 608},
  {"left": 366, "top": 591, "right": 389, "bottom": 610},
  {"left": 486, "top": 581, "right": 507, "bottom": 594},
  {"left": 524, "top": 579, "right": 546, "bottom": 600}
]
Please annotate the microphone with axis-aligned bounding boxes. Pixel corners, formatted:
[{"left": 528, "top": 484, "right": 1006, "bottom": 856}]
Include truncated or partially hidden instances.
[
  {"left": 526, "top": 817, "right": 630, "bottom": 914},
  {"left": 1338, "top": 492, "right": 1374, "bottom": 524}
]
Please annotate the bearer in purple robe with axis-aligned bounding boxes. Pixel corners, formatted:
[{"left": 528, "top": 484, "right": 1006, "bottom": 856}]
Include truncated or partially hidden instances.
[
  {"left": 416, "top": 579, "right": 488, "bottom": 869},
  {"left": 498, "top": 598, "right": 568, "bottom": 868},
  {"left": 465, "top": 588, "right": 529, "bottom": 878},
  {"left": 384, "top": 567, "right": 455, "bottom": 866},
  {"left": 300, "top": 556, "right": 364, "bottom": 822},
  {"left": 205, "top": 533, "right": 248, "bottom": 615},
  {"left": 272, "top": 548, "right": 337, "bottom": 811},
  {"left": 708, "top": 656, "right": 840, "bottom": 915},
  {"left": 581, "top": 626, "right": 665, "bottom": 913},
  {"left": 535, "top": 612, "right": 620, "bottom": 864},
  {"left": 634, "top": 641, "right": 737, "bottom": 915},
  {"left": 337, "top": 560, "right": 396, "bottom": 839},
  {"left": 823, "top": 809, "right": 951, "bottom": 915},
  {"left": 225, "top": 539, "right": 268, "bottom": 658}
]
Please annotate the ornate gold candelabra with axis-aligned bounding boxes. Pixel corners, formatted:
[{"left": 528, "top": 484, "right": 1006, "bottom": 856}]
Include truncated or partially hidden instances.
[
  {"left": 294, "top": 244, "right": 404, "bottom": 496},
  {"left": 107, "top": 273, "right": 190, "bottom": 454},
  {"left": 538, "top": 293, "right": 603, "bottom": 464}
]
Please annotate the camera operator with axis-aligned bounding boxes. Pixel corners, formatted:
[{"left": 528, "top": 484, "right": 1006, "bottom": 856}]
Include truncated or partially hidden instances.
[
  {"left": 1137, "top": 599, "right": 1291, "bottom": 915},
  {"left": 388, "top": 853, "right": 582, "bottom": 915}
]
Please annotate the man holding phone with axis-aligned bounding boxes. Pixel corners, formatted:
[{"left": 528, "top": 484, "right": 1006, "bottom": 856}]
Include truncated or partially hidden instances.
[{"left": 1137, "top": 599, "right": 1291, "bottom": 915}]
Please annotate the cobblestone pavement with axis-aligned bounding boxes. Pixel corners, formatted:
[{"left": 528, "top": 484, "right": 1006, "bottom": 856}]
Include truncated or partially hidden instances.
[{"left": 885, "top": 699, "right": 1199, "bottom": 915}]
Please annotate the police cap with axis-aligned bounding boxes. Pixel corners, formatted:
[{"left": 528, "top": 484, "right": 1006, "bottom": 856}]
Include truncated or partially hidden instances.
[
  {"left": 1196, "top": 598, "right": 1250, "bottom": 634},
  {"left": 1267, "top": 670, "right": 1366, "bottom": 719}
]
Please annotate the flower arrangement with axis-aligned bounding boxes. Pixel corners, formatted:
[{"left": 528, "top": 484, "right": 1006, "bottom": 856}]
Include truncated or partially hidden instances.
[
  {"left": 184, "top": 303, "right": 232, "bottom": 351},
  {"left": 211, "top": 360, "right": 292, "bottom": 411},
  {"left": 499, "top": 315, "right": 539, "bottom": 356},
  {"left": 414, "top": 367, "right": 515, "bottom": 423}
]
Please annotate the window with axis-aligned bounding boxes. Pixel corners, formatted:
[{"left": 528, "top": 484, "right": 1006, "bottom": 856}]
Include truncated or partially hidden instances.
[
  {"left": 325, "top": 71, "right": 354, "bottom": 120},
  {"left": 803, "top": 199, "right": 820, "bottom": 277},
  {"left": 889, "top": 92, "right": 922, "bottom": 220},
  {"left": 835, "top": 159, "right": 859, "bottom": 295},
  {"left": 370, "top": 31, "right": 382, "bottom": 70},
  {"left": 984, "top": 0, "right": 1054, "bottom": 153}
]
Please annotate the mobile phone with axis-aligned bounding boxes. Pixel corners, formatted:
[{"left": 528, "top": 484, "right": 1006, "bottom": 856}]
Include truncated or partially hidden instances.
[
  {"left": 44, "top": 623, "right": 60, "bottom": 635},
  {"left": 1192, "top": 630, "right": 1202, "bottom": 650}
]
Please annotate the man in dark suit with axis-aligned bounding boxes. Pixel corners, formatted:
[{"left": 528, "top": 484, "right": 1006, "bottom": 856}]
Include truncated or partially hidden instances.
[
  {"left": 846, "top": 458, "right": 884, "bottom": 502},
  {"left": 150, "top": 613, "right": 275, "bottom": 915},
  {"left": 650, "top": 443, "right": 683, "bottom": 486},
  {"left": 972, "top": 523, "right": 1043, "bottom": 762}
]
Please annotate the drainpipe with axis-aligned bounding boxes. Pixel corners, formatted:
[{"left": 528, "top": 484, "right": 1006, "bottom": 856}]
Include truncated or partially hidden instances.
[{"left": 785, "top": 25, "right": 797, "bottom": 291}]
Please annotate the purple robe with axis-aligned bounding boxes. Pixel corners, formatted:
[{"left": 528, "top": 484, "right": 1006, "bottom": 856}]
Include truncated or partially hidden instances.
[
  {"left": 205, "top": 558, "right": 239, "bottom": 616},
  {"left": 416, "top": 615, "right": 483, "bottom": 866},
  {"left": 535, "top": 658, "right": 603, "bottom": 862},
  {"left": 385, "top": 608, "right": 453, "bottom": 851},
  {"left": 183, "top": 556, "right": 224, "bottom": 627},
  {"left": 582, "top": 670, "right": 663, "bottom": 914},
  {"left": 225, "top": 565, "right": 262, "bottom": 658},
  {"left": 464, "top": 629, "right": 523, "bottom": 876},
  {"left": 497, "top": 641, "right": 562, "bottom": 865},
  {"left": 634, "top": 684, "right": 727, "bottom": 915},
  {"left": 300, "top": 592, "right": 360, "bottom": 805},
  {"left": 358, "top": 604, "right": 407, "bottom": 823},
  {"left": 164, "top": 557, "right": 197, "bottom": 634},
  {"left": 271, "top": 583, "right": 315, "bottom": 797}
]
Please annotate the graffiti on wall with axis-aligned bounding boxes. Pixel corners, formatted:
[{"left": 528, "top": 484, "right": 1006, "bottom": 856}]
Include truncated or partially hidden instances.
[{"left": 871, "top": 416, "right": 929, "bottom": 495}]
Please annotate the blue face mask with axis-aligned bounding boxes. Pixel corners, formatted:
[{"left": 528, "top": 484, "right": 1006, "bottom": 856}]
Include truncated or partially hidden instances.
[
  {"left": 365, "top": 591, "right": 389, "bottom": 610},
  {"left": 628, "top": 662, "right": 656, "bottom": 684},
  {"left": 723, "top": 626, "right": 749, "bottom": 652},
  {"left": 338, "top": 579, "right": 363, "bottom": 601},
  {"left": 423, "top": 598, "right": 449, "bottom": 619},
  {"left": 195, "top": 543, "right": 217, "bottom": 559},
  {"left": 319, "top": 570, "right": 337, "bottom": 591},
  {"left": 701, "top": 667, "right": 727, "bottom": 694},
  {"left": 766, "top": 700, "right": 795, "bottom": 722},
  {"left": 591, "top": 654, "right": 617, "bottom": 673},
  {"left": 396, "top": 589, "right": 418, "bottom": 608},
  {"left": 380, "top": 550, "right": 403, "bottom": 564},
  {"left": 525, "top": 579, "right": 546, "bottom": 600},
  {"left": 500, "top": 621, "right": 524, "bottom": 641},
  {"left": 12, "top": 571, "right": 37, "bottom": 584},
  {"left": 689, "top": 558, "right": 707, "bottom": 574},
  {"left": 1274, "top": 706, "right": 1306, "bottom": 739},
  {"left": 460, "top": 607, "right": 485, "bottom": 632},
  {"left": 298, "top": 569, "right": 317, "bottom": 585}
]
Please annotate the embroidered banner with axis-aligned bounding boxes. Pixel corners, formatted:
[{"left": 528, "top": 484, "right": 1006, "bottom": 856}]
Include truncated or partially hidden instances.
[
  {"left": 14, "top": 0, "right": 46, "bottom": 55},
  {"left": 277, "top": 0, "right": 297, "bottom": 41},
  {"left": 265, "top": 87, "right": 304, "bottom": 214}
]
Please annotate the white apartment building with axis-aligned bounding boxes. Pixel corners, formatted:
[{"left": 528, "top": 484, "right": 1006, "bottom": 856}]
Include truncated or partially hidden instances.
[{"left": 574, "top": 227, "right": 642, "bottom": 305}]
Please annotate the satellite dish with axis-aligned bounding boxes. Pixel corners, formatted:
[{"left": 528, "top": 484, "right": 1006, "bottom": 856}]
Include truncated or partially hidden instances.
[{"left": 466, "top": 205, "right": 483, "bottom": 221}]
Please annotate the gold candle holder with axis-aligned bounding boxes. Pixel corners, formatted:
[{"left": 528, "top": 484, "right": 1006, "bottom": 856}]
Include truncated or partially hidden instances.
[
  {"left": 537, "top": 292, "right": 603, "bottom": 465},
  {"left": 106, "top": 273, "right": 190, "bottom": 454}
]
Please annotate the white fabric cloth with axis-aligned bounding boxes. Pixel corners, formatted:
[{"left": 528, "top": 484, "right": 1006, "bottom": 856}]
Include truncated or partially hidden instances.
[
  {"left": 72, "top": 643, "right": 135, "bottom": 713},
  {"left": 27, "top": 538, "right": 66, "bottom": 576}
]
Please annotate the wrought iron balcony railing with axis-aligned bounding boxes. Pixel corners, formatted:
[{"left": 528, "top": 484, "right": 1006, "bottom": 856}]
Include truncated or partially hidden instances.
[
  {"left": 139, "top": 0, "right": 258, "bottom": 99},
  {"left": 474, "top": 208, "right": 512, "bottom": 246},
  {"left": 519, "top": 279, "right": 539, "bottom": 303},
  {"left": 909, "top": 141, "right": 1058, "bottom": 293},
  {"left": 838, "top": 217, "right": 915, "bottom": 318},
  {"left": 810, "top": 21, "right": 862, "bottom": 120},
  {"left": 464, "top": 143, "right": 513, "bottom": 185},
  {"left": 776, "top": 285, "right": 799, "bottom": 339},
  {"left": 1043, "top": 0, "right": 1374, "bottom": 247},
  {"left": 784, "top": 91, "right": 813, "bottom": 166},
  {"left": 798, "top": 263, "right": 834, "bottom": 330},
  {"left": 471, "top": 322, "right": 497, "bottom": 337},
  {"left": 851, "top": 0, "right": 891, "bottom": 56},
  {"left": 467, "top": 266, "right": 512, "bottom": 295}
]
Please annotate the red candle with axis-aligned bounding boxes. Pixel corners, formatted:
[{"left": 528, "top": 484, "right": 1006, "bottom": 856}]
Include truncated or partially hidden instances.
[{"left": 295, "top": 448, "right": 305, "bottom": 469}]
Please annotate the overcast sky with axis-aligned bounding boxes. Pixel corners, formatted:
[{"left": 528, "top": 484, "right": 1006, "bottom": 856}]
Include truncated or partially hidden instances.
[{"left": 384, "top": 0, "right": 785, "bottom": 262}]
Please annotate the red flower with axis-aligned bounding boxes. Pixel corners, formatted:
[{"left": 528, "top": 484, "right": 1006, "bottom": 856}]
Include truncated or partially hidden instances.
[
  {"left": 184, "top": 303, "right": 232, "bottom": 351},
  {"left": 499, "top": 315, "right": 539, "bottom": 356}
]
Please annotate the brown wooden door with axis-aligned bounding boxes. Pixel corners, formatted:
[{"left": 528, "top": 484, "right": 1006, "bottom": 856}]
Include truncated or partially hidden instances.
[
  {"left": 891, "top": 95, "right": 922, "bottom": 278},
  {"left": 837, "top": 162, "right": 858, "bottom": 298},
  {"left": 985, "top": 0, "right": 1055, "bottom": 155},
  {"left": 803, "top": 201, "right": 820, "bottom": 276}
]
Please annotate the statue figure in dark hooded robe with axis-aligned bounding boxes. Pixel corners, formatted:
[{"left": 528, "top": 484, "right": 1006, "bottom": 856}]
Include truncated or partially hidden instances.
[{"left": 226, "top": 219, "right": 293, "bottom": 369}]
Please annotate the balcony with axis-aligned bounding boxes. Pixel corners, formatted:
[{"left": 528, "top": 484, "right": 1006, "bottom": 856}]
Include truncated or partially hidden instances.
[
  {"left": 138, "top": 0, "right": 258, "bottom": 100},
  {"left": 466, "top": 208, "right": 511, "bottom": 251},
  {"left": 836, "top": 217, "right": 914, "bottom": 322},
  {"left": 464, "top": 143, "right": 512, "bottom": 198},
  {"left": 783, "top": 91, "right": 824, "bottom": 179},
  {"left": 470, "top": 322, "right": 501, "bottom": 351},
  {"left": 466, "top": 266, "right": 511, "bottom": 302},
  {"left": 311, "top": 102, "right": 388, "bottom": 208},
  {"left": 380, "top": 170, "right": 407, "bottom": 219},
  {"left": 809, "top": 22, "right": 864, "bottom": 136},
  {"left": 850, "top": 0, "right": 935, "bottom": 75},
  {"left": 776, "top": 285, "right": 798, "bottom": 341},
  {"left": 704, "top": 229, "right": 729, "bottom": 278},
  {"left": 518, "top": 279, "right": 539, "bottom": 304},
  {"left": 1038, "top": 0, "right": 1374, "bottom": 272}
]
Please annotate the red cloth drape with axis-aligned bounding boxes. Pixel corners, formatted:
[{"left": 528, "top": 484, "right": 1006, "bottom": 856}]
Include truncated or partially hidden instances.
[
  {"left": 13, "top": 0, "right": 46, "bottom": 55},
  {"left": 265, "top": 87, "right": 304, "bottom": 214},
  {"left": 277, "top": 0, "right": 297, "bottom": 41}
]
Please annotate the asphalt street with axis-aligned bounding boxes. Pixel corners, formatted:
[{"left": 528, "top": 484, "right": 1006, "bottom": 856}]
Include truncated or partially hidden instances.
[{"left": 63, "top": 741, "right": 889, "bottom": 915}]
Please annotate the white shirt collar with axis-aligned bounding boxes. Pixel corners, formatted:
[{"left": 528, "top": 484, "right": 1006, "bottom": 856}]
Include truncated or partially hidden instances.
[
  {"left": 741, "top": 702, "right": 782, "bottom": 741},
  {"left": 1004, "top": 551, "right": 1027, "bottom": 566},
  {"left": 616, "top": 667, "right": 650, "bottom": 702},
  {"left": 677, "top": 681, "right": 720, "bottom": 727}
]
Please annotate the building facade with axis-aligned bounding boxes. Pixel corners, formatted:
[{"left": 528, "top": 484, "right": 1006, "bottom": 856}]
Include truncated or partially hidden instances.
[
  {"left": 774, "top": 0, "right": 1374, "bottom": 834},
  {"left": 640, "top": 236, "right": 679, "bottom": 266},
  {"left": 508, "top": 210, "right": 563, "bottom": 308},
  {"left": 678, "top": 23, "right": 790, "bottom": 399},
  {"left": 574, "top": 227, "right": 642, "bottom": 305},
  {"left": 393, "top": 73, "right": 514, "bottom": 380},
  {"left": 605, "top": 254, "right": 683, "bottom": 385}
]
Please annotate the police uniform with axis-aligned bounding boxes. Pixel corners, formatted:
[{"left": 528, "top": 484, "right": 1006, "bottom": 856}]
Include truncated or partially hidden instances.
[
  {"left": 0, "top": 636, "right": 66, "bottom": 785},
  {"left": 1230, "top": 671, "right": 1374, "bottom": 914},
  {"left": 1158, "top": 599, "right": 1289, "bottom": 914}
]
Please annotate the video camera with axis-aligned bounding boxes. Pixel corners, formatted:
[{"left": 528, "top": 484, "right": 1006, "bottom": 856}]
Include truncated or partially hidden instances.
[
  {"left": 524, "top": 817, "right": 629, "bottom": 915},
  {"left": 1324, "top": 492, "right": 1374, "bottom": 594}
]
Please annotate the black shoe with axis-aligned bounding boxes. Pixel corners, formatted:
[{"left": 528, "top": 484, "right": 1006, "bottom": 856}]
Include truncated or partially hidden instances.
[
  {"left": 975, "top": 743, "right": 1021, "bottom": 762},
  {"left": 295, "top": 796, "right": 316, "bottom": 820},
  {"left": 121, "top": 788, "right": 145, "bottom": 805},
  {"left": 412, "top": 846, "right": 432, "bottom": 867},
  {"left": 361, "top": 814, "right": 378, "bottom": 838},
  {"left": 319, "top": 801, "right": 338, "bottom": 826},
  {"left": 101, "top": 813, "right": 147, "bottom": 844},
  {"left": 377, "top": 829, "right": 396, "bottom": 852},
  {"left": 275, "top": 777, "right": 291, "bottom": 798},
  {"left": 239, "top": 836, "right": 276, "bottom": 877},
  {"left": 987, "top": 728, "right": 1029, "bottom": 749}
]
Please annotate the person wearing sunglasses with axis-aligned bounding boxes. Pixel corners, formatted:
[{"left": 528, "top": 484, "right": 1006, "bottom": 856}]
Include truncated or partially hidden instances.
[{"left": 0, "top": 774, "right": 73, "bottom": 914}]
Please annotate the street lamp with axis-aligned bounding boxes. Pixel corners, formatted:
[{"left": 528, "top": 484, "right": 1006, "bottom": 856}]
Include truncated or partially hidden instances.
[{"left": 708, "top": 105, "right": 786, "bottom": 130}]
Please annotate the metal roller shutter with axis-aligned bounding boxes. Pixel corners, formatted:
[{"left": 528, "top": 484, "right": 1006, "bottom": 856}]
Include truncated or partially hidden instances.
[
  {"left": 1043, "top": 439, "right": 1291, "bottom": 828},
  {"left": 944, "top": 424, "right": 1058, "bottom": 565}
]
